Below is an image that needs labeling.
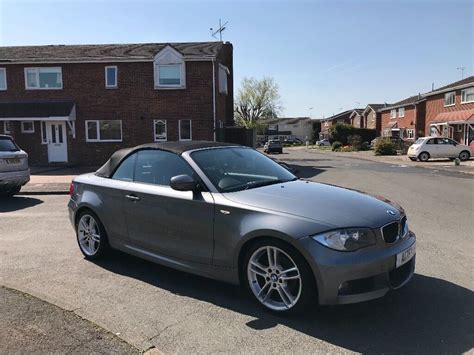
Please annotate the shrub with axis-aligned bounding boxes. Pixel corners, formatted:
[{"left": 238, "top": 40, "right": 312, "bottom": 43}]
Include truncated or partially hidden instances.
[
  {"left": 359, "top": 141, "right": 370, "bottom": 151},
  {"left": 374, "top": 139, "right": 397, "bottom": 156},
  {"left": 339, "top": 145, "right": 354, "bottom": 152},
  {"left": 329, "top": 124, "right": 353, "bottom": 144},
  {"left": 347, "top": 135, "right": 363, "bottom": 150},
  {"left": 332, "top": 141, "right": 343, "bottom": 151}
]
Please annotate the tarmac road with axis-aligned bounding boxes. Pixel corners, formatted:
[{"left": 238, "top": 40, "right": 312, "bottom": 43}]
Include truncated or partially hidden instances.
[{"left": 0, "top": 150, "right": 473, "bottom": 354}]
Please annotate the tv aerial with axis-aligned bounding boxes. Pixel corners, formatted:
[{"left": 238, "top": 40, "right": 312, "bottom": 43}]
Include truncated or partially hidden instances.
[{"left": 210, "top": 19, "right": 228, "bottom": 41}]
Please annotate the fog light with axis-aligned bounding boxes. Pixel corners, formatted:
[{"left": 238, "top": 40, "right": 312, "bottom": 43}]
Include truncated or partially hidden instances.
[{"left": 338, "top": 281, "right": 349, "bottom": 295}]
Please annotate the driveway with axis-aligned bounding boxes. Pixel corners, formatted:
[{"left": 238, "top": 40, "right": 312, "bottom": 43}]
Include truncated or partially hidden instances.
[{"left": 1, "top": 151, "right": 473, "bottom": 354}]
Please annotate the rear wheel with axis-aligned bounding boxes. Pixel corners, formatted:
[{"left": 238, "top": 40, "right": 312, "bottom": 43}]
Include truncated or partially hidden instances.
[
  {"left": 0, "top": 185, "right": 21, "bottom": 198},
  {"left": 243, "top": 239, "right": 316, "bottom": 315},
  {"left": 459, "top": 150, "right": 470, "bottom": 161},
  {"left": 418, "top": 152, "right": 430, "bottom": 162},
  {"left": 76, "top": 210, "right": 109, "bottom": 260}
]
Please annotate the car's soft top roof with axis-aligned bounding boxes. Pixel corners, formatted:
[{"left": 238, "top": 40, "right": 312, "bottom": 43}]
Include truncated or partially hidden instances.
[{"left": 95, "top": 141, "right": 241, "bottom": 178}]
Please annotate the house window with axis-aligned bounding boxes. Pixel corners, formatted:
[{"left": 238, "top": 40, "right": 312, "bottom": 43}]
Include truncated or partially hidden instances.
[
  {"left": 218, "top": 64, "right": 229, "bottom": 95},
  {"left": 0, "top": 68, "right": 6, "bottom": 90},
  {"left": 179, "top": 119, "right": 192, "bottom": 141},
  {"left": 154, "top": 120, "right": 167, "bottom": 141},
  {"left": 105, "top": 66, "right": 117, "bottom": 88},
  {"left": 457, "top": 124, "right": 463, "bottom": 132},
  {"left": 25, "top": 67, "right": 62, "bottom": 89},
  {"left": 444, "top": 92, "right": 455, "bottom": 106},
  {"left": 398, "top": 107, "right": 405, "bottom": 118},
  {"left": 406, "top": 129, "right": 415, "bottom": 139},
  {"left": 390, "top": 109, "right": 397, "bottom": 119},
  {"left": 41, "top": 121, "right": 48, "bottom": 144},
  {"left": 461, "top": 87, "right": 474, "bottom": 104},
  {"left": 156, "top": 64, "right": 182, "bottom": 87},
  {"left": 21, "top": 121, "right": 35, "bottom": 133},
  {"left": 3, "top": 121, "right": 11, "bottom": 134},
  {"left": 85, "top": 120, "right": 122, "bottom": 142}
]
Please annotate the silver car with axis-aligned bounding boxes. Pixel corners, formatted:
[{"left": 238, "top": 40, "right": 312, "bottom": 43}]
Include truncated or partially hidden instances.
[
  {"left": 68, "top": 141, "right": 416, "bottom": 314},
  {"left": 0, "top": 135, "right": 30, "bottom": 197}
]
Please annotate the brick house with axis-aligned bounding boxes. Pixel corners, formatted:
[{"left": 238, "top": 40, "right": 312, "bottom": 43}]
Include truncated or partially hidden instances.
[
  {"left": 258, "top": 117, "right": 314, "bottom": 142},
  {"left": 379, "top": 95, "right": 426, "bottom": 141},
  {"left": 349, "top": 109, "right": 364, "bottom": 128},
  {"left": 0, "top": 41, "right": 233, "bottom": 166},
  {"left": 361, "top": 104, "right": 387, "bottom": 133},
  {"left": 423, "top": 76, "right": 474, "bottom": 146},
  {"left": 319, "top": 109, "right": 353, "bottom": 139}
]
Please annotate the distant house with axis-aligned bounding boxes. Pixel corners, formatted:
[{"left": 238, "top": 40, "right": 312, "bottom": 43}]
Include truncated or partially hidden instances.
[
  {"left": 349, "top": 109, "right": 365, "bottom": 128},
  {"left": 319, "top": 109, "right": 353, "bottom": 139},
  {"left": 379, "top": 95, "right": 426, "bottom": 141},
  {"left": 0, "top": 41, "right": 233, "bottom": 166},
  {"left": 259, "top": 117, "right": 313, "bottom": 142},
  {"left": 362, "top": 104, "right": 387, "bottom": 134},
  {"left": 423, "top": 76, "right": 474, "bottom": 146}
]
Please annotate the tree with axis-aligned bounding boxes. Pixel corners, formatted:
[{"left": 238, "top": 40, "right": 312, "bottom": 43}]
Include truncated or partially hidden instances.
[
  {"left": 310, "top": 120, "right": 321, "bottom": 144},
  {"left": 234, "top": 77, "right": 282, "bottom": 128}
]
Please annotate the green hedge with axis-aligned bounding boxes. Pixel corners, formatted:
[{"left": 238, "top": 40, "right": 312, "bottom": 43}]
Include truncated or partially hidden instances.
[{"left": 329, "top": 123, "right": 377, "bottom": 145}]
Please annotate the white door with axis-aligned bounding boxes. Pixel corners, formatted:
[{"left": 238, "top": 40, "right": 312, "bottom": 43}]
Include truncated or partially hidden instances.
[{"left": 46, "top": 122, "right": 68, "bottom": 162}]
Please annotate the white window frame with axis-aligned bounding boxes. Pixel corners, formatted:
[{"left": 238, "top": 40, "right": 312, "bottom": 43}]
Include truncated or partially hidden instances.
[
  {"left": 179, "top": 119, "right": 192, "bottom": 141},
  {"left": 444, "top": 91, "right": 456, "bottom": 107},
  {"left": 21, "top": 121, "right": 35, "bottom": 133},
  {"left": 390, "top": 109, "right": 397, "bottom": 119},
  {"left": 3, "top": 121, "right": 11, "bottom": 134},
  {"left": 40, "top": 121, "right": 48, "bottom": 144},
  {"left": 406, "top": 129, "right": 415, "bottom": 139},
  {"left": 24, "top": 67, "right": 63, "bottom": 90},
  {"left": 398, "top": 107, "right": 405, "bottom": 118},
  {"left": 153, "top": 119, "right": 167, "bottom": 142},
  {"left": 0, "top": 68, "right": 6, "bottom": 90},
  {"left": 461, "top": 87, "right": 474, "bottom": 104},
  {"left": 218, "top": 64, "right": 229, "bottom": 95},
  {"left": 105, "top": 66, "right": 118, "bottom": 88},
  {"left": 155, "top": 64, "right": 184, "bottom": 88},
  {"left": 153, "top": 46, "right": 186, "bottom": 90},
  {"left": 85, "top": 120, "right": 123, "bottom": 142}
]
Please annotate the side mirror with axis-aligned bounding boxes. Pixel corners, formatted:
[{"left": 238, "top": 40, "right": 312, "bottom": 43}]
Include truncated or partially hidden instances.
[{"left": 170, "top": 174, "right": 197, "bottom": 191}]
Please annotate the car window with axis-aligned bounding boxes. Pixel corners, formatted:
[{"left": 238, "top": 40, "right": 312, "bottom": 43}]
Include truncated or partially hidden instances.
[
  {"left": 191, "top": 147, "right": 296, "bottom": 192},
  {"left": 0, "top": 137, "right": 19, "bottom": 152},
  {"left": 438, "top": 138, "right": 450, "bottom": 145},
  {"left": 426, "top": 139, "right": 437, "bottom": 144},
  {"left": 112, "top": 153, "right": 136, "bottom": 182},
  {"left": 414, "top": 138, "right": 425, "bottom": 144},
  {"left": 134, "top": 150, "right": 195, "bottom": 186}
]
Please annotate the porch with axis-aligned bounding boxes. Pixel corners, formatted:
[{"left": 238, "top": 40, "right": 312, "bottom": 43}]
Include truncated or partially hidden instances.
[{"left": 429, "top": 109, "right": 474, "bottom": 146}]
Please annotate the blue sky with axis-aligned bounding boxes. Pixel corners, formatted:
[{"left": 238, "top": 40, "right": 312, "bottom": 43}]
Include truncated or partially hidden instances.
[{"left": 0, "top": 0, "right": 472, "bottom": 118}]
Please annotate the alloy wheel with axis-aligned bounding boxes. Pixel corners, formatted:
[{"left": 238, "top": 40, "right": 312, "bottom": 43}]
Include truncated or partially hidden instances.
[
  {"left": 459, "top": 151, "right": 469, "bottom": 161},
  {"left": 247, "top": 246, "right": 302, "bottom": 311},
  {"left": 77, "top": 214, "right": 101, "bottom": 256}
]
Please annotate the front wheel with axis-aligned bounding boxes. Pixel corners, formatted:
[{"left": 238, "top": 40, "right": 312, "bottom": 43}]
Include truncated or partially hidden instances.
[
  {"left": 243, "top": 239, "right": 316, "bottom": 314},
  {"left": 76, "top": 210, "right": 109, "bottom": 260},
  {"left": 418, "top": 152, "right": 430, "bottom": 162},
  {"left": 459, "top": 150, "right": 470, "bottom": 161}
]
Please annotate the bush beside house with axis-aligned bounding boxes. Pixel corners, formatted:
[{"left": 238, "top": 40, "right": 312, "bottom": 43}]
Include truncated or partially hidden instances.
[{"left": 374, "top": 139, "right": 397, "bottom": 156}]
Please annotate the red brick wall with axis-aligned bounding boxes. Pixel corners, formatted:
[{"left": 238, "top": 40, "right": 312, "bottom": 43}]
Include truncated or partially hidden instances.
[
  {"left": 380, "top": 106, "right": 416, "bottom": 135},
  {"left": 0, "top": 50, "right": 233, "bottom": 166},
  {"left": 425, "top": 88, "right": 474, "bottom": 133}
]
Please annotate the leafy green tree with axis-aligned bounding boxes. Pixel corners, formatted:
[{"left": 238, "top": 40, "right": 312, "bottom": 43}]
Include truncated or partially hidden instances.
[{"left": 234, "top": 77, "right": 282, "bottom": 128}]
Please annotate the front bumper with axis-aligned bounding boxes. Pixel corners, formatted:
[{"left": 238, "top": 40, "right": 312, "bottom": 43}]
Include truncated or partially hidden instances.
[
  {"left": 0, "top": 169, "right": 30, "bottom": 187},
  {"left": 300, "top": 232, "right": 416, "bottom": 305}
]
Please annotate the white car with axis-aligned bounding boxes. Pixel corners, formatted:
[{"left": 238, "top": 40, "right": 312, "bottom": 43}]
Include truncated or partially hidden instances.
[
  {"left": 407, "top": 137, "right": 472, "bottom": 162},
  {"left": 0, "top": 135, "right": 30, "bottom": 197},
  {"left": 316, "top": 139, "right": 331, "bottom": 146}
]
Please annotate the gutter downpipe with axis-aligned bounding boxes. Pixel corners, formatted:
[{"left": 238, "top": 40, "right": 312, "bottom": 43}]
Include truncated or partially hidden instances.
[{"left": 212, "top": 58, "right": 217, "bottom": 142}]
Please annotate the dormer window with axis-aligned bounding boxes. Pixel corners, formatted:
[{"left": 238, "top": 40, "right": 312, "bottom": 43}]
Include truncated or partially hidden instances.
[{"left": 154, "top": 46, "right": 186, "bottom": 89}]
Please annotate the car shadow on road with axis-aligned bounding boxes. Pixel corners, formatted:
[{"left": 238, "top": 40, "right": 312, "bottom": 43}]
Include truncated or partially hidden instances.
[
  {"left": 0, "top": 196, "right": 43, "bottom": 212},
  {"left": 94, "top": 252, "right": 473, "bottom": 354},
  {"left": 290, "top": 163, "right": 331, "bottom": 179}
]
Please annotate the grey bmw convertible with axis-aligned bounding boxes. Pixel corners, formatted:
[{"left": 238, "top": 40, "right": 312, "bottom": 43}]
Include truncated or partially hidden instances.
[{"left": 68, "top": 141, "right": 416, "bottom": 314}]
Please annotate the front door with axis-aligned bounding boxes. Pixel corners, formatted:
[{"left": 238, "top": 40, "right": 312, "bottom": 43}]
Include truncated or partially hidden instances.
[{"left": 46, "top": 122, "right": 68, "bottom": 162}]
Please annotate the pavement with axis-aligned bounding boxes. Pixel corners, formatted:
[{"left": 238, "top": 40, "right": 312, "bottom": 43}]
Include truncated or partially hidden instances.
[
  {"left": 0, "top": 286, "right": 138, "bottom": 354},
  {"left": 1, "top": 150, "right": 473, "bottom": 353}
]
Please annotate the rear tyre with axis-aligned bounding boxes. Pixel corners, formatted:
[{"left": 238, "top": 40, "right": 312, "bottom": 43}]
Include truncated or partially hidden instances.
[
  {"left": 243, "top": 239, "right": 316, "bottom": 315},
  {"left": 418, "top": 152, "right": 430, "bottom": 162},
  {"left": 0, "top": 185, "right": 21, "bottom": 198},
  {"left": 459, "top": 150, "right": 470, "bottom": 161},
  {"left": 76, "top": 210, "right": 110, "bottom": 260}
]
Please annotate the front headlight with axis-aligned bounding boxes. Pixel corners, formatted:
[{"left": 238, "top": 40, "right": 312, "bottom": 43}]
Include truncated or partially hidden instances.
[{"left": 312, "top": 228, "right": 376, "bottom": 252}]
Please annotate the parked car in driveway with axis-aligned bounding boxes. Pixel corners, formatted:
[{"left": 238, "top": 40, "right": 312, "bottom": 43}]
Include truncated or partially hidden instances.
[
  {"left": 0, "top": 135, "right": 30, "bottom": 197},
  {"left": 283, "top": 138, "right": 303, "bottom": 145},
  {"left": 264, "top": 140, "right": 283, "bottom": 154},
  {"left": 68, "top": 141, "right": 416, "bottom": 314},
  {"left": 316, "top": 138, "right": 331, "bottom": 146},
  {"left": 407, "top": 137, "right": 472, "bottom": 162}
]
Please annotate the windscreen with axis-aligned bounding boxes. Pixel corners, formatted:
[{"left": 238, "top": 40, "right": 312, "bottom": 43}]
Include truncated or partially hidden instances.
[{"left": 0, "top": 137, "right": 19, "bottom": 152}]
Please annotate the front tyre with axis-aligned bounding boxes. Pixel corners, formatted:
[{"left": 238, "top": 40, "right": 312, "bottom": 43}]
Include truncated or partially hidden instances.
[
  {"left": 459, "top": 150, "right": 470, "bottom": 161},
  {"left": 418, "top": 152, "right": 430, "bottom": 162},
  {"left": 243, "top": 239, "right": 316, "bottom": 314},
  {"left": 76, "top": 210, "right": 109, "bottom": 260},
  {"left": 0, "top": 185, "right": 21, "bottom": 197}
]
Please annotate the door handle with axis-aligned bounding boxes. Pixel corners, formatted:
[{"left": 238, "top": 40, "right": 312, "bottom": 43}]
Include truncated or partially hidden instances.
[{"left": 125, "top": 194, "right": 141, "bottom": 202}]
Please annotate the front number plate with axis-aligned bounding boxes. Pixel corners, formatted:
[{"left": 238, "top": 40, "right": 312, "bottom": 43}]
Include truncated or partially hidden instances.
[
  {"left": 6, "top": 158, "right": 21, "bottom": 164},
  {"left": 396, "top": 243, "right": 416, "bottom": 268}
]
